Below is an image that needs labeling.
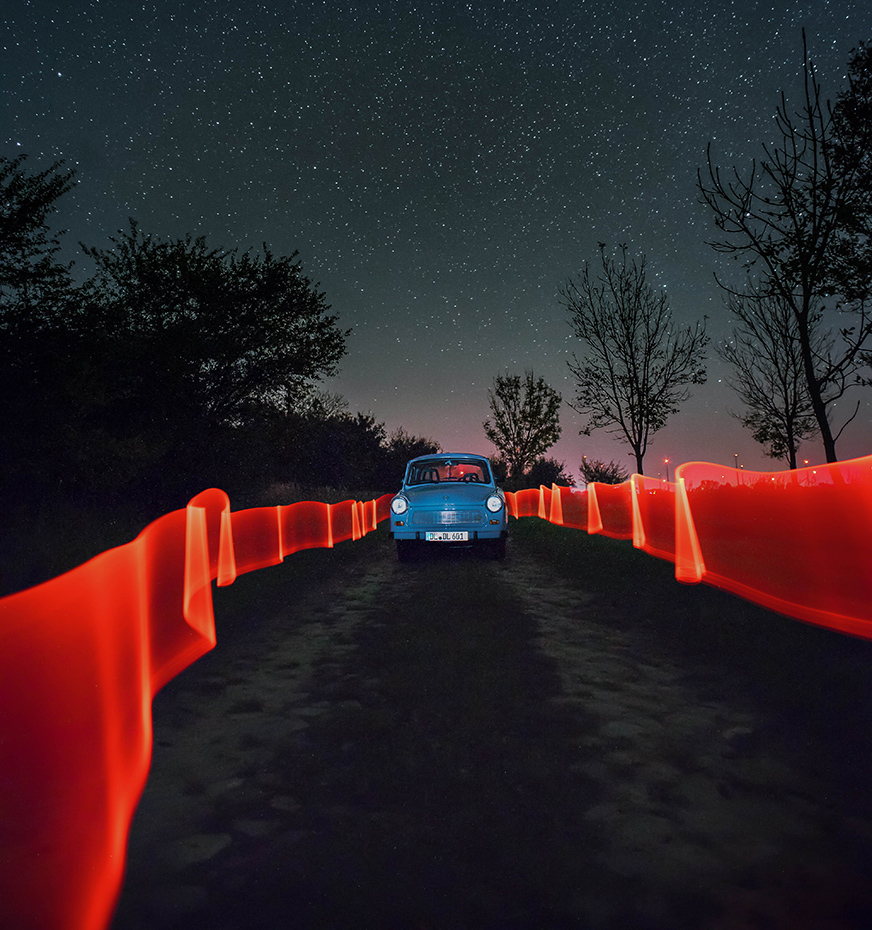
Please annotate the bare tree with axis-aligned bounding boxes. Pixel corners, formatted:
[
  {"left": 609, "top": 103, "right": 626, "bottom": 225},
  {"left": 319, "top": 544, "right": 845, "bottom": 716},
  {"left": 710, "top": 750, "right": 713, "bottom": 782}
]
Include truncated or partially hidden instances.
[
  {"left": 832, "top": 41, "right": 872, "bottom": 381},
  {"left": 483, "top": 371, "right": 562, "bottom": 479},
  {"left": 560, "top": 244, "right": 708, "bottom": 475},
  {"left": 831, "top": 41, "right": 872, "bottom": 308},
  {"left": 719, "top": 290, "right": 821, "bottom": 468},
  {"left": 698, "top": 34, "right": 872, "bottom": 463}
]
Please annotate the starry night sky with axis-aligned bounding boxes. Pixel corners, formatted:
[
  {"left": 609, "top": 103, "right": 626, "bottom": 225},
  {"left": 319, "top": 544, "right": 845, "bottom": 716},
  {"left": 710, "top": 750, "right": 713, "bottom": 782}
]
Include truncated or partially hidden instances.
[{"left": 4, "top": 0, "right": 872, "bottom": 481}]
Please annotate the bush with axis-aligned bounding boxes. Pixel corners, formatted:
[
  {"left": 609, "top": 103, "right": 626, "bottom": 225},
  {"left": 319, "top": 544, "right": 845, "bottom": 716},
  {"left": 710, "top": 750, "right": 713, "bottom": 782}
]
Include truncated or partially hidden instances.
[{"left": 578, "top": 457, "right": 629, "bottom": 485}]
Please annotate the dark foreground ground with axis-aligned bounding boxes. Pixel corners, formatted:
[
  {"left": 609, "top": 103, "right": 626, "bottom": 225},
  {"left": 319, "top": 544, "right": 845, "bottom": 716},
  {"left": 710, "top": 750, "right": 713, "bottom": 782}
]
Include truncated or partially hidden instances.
[{"left": 111, "top": 519, "right": 872, "bottom": 930}]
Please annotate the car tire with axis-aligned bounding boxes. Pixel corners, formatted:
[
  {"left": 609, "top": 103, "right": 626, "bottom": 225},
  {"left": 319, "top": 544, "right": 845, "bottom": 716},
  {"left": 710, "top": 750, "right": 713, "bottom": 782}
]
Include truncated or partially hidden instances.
[{"left": 396, "top": 540, "right": 414, "bottom": 562}]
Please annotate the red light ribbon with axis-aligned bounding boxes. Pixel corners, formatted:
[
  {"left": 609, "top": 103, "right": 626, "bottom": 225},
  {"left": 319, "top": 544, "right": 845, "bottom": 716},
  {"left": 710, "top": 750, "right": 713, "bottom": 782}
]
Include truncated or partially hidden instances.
[
  {"left": 2, "top": 455, "right": 871, "bottom": 929},
  {"left": 0, "top": 492, "right": 391, "bottom": 930}
]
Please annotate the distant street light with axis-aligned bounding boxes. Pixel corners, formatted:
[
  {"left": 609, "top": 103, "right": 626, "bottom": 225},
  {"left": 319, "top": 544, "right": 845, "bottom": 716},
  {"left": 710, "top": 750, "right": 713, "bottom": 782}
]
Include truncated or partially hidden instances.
[{"left": 664, "top": 458, "right": 670, "bottom": 483}]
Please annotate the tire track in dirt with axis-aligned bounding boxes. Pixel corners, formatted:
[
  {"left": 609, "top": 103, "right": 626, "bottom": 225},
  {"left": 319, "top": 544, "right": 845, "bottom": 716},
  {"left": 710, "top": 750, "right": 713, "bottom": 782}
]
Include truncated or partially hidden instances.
[
  {"left": 500, "top": 537, "right": 872, "bottom": 929},
  {"left": 112, "top": 535, "right": 399, "bottom": 929},
  {"left": 114, "top": 532, "right": 615, "bottom": 929},
  {"left": 111, "top": 528, "right": 872, "bottom": 930},
  {"left": 186, "top": 540, "right": 613, "bottom": 930}
]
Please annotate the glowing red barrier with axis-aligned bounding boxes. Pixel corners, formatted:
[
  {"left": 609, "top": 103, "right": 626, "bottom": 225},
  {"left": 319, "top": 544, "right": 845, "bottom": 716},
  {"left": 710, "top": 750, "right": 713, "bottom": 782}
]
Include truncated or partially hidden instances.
[
  {"left": 504, "top": 487, "right": 542, "bottom": 519},
  {"left": 529, "top": 455, "right": 872, "bottom": 638},
  {"left": 630, "top": 475, "right": 676, "bottom": 562},
  {"left": 2, "top": 456, "right": 871, "bottom": 930},
  {"left": 0, "top": 492, "right": 390, "bottom": 930},
  {"left": 586, "top": 480, "right": 634, "bottom": 539},
  {"left": 549, "top": 484, "right": 589, "bottom": 530},
  {"left": 673, "top": 458, "right": 872, "bottom": 638}
]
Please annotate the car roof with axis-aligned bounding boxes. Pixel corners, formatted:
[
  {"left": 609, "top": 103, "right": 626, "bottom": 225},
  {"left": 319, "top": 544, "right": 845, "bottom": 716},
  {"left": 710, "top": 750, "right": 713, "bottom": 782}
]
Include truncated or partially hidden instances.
[{"left": 406, "top": 453, "right": 490, "bottom": 464}]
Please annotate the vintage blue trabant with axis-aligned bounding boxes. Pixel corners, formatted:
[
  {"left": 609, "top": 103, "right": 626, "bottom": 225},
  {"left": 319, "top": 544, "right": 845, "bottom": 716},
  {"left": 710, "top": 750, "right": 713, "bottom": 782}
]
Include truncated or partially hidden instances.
[{"left": 389, "top": 453, "right": 508, "bottom": 561}]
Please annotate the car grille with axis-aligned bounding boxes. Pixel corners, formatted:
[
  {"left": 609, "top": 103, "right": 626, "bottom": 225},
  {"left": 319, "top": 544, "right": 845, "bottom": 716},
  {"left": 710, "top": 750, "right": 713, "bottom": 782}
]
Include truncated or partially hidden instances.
[{"left": 411, "top": 510, "right": 482, "bottom": 525}]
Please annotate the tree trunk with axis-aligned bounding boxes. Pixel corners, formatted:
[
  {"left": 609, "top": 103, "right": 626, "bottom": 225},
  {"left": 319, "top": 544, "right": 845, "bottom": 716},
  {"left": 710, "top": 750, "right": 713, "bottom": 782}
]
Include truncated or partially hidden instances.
[
  {"left": 796, "top": 312, "right": 838, "bottom": 463},
  {"left": 786, "top": 418, "right": 797, "bottom": 470}
]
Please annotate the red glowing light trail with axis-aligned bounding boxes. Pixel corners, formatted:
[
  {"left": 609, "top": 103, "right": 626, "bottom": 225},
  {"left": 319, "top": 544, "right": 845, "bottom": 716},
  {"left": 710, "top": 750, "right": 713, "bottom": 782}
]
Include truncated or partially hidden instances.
[
  {"left": 0, "top": 492, "right": 391, "bottom": 930},
  {"left": 1, "top": 455, "right": 871, "bottom": 929}
]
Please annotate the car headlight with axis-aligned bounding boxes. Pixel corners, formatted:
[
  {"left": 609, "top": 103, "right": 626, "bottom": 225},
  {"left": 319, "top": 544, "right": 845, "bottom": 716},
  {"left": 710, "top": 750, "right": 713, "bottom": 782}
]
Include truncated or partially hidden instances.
[
  {"left": 391, "top": 496, "right": 409, "bottom": 515},
  {"left": 486, "top": 495, "right": 503, "bottom": 512}
]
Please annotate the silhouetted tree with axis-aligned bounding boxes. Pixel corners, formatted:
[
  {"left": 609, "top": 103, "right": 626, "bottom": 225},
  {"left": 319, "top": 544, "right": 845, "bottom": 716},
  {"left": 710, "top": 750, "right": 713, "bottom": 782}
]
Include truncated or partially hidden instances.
[
  {"left": 831, "top": 41, "right": 872, "bottom": 310},
  {"left": 699, "top": 35, "right": 872, "bottom": 463},
  {"left": 719, "top": 290, "right": 821, "bottom": 468},
  {"left": 578, "top": 457, "right": 629, "bottom": 485},
  {"left": 483, "top": 371, "right": 562, "bottom": 479},
  {"left": 276, "top": 407, "right": 387, "bottom": 490},
  {"left": 489, "top": 455, "right": 509, "bottom": 486},
  {"left": 525, "top": 457, "right": 573, "bottom": 488},
  {"left": 82, "top": 222, "right": 347, "bottom": 427},
  {"left": 487, "top": 454, "right": 571, "bottom": 491},
  {"left": 561, "top": 244, "right": 708, "bottom": 475},
  {"left": 378, "top": 427, "right": 441, "bottom": 488},
  {"left": 74, "top": 222, "right": 348, "bottom": 502},
  {"left": 288, "top": 388, "right": 350, "bottom": 419},
  {"left": 0, "top": 156, "right": 79, "bottom": 504},
  {"left": 0, "top": 154, "right": 75, "bottom": 316},
  {"left": 833, "top": 41, "right": 872, "bottom": 381}
]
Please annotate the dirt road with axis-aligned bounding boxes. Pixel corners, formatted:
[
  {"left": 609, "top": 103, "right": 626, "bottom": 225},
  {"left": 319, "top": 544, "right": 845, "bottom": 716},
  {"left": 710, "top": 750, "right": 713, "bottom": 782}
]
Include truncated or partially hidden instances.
[{"left": 111, "top": 521, "right": 872, "bottom": 930}]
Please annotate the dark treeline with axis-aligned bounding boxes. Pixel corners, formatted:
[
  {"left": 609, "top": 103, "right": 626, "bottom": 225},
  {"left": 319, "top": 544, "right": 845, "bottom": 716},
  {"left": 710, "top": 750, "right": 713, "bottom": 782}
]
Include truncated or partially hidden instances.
[{"left": 0, "top": 156, "right": 439, "bottom": 533}]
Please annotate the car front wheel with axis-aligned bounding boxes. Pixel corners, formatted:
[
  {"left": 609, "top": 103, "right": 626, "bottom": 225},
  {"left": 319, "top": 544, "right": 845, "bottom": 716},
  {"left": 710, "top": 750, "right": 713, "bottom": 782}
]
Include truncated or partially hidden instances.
[
  {"left": 489, "top": 537, "right": 506, "bottom": 560},
  {"left": 396, "top": 540, "right": 414, "bottom": 562}
]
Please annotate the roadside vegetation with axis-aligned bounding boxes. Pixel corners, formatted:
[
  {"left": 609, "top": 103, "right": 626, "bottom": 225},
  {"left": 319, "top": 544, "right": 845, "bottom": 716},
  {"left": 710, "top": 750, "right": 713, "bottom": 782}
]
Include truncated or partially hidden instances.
[
  {"left": 3, "top": 39, "right": 869, "bottom": 594},
  {"left": 510, "top": 516, "right": 872, "bottom": 749},
  {"left": 0, "top": 157, "right": 436, "bottom": 594}
]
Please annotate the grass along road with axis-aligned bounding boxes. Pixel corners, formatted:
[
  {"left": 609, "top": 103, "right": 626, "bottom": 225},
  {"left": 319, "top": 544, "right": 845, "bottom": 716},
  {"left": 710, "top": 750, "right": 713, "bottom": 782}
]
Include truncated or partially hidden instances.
[{"left": 112, "top": 519, "right": 872, "bottom": 930}]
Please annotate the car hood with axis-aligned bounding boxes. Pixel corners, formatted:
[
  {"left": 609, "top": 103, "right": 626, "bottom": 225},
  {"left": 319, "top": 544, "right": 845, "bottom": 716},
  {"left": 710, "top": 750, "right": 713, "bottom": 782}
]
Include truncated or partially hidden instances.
[{"left": 401, "top": 484, "right": 499, "bottom": 506}]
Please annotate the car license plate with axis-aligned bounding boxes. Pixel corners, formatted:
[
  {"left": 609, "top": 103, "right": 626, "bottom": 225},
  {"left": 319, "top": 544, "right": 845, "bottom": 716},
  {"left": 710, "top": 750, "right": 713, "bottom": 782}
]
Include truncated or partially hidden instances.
[{"left": 426, "top": 531, "right": 468, "bottom": 542}]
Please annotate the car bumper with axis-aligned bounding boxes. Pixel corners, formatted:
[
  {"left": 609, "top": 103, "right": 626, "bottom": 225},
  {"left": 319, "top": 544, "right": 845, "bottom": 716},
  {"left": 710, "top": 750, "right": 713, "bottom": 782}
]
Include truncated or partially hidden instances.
[{"left": 389, "top": 527, "right": 507, "bottom": 541}]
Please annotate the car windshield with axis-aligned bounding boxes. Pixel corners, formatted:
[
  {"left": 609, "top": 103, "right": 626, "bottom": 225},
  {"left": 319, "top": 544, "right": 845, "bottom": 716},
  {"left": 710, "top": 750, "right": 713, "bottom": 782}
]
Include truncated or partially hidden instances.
[{"left": 406, "top": 459, "right": 491, "bottom": 485}]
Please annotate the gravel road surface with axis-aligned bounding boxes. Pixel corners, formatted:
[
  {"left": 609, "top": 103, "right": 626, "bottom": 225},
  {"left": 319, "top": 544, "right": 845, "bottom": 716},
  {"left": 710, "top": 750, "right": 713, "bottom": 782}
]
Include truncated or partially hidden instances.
[{"left": 110, "top": 520, "right": 872, "bottom": 930}]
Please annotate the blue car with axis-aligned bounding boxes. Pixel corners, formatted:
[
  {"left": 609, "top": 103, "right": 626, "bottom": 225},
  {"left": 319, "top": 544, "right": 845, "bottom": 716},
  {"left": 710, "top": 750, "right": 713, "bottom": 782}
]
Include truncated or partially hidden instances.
[{"left": 389, "top": 453, "right": 508, "bottom": 561}]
